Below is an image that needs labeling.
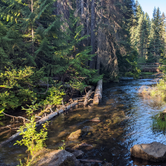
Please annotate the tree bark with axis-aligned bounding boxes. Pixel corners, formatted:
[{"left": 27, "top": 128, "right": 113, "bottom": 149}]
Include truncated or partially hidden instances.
[
  {"left": 81, "top": 0, "right": 84, "bottom": 37},
  {"left": 93, "top": 79, "right": 102, "bottom": 105},
  {"left": 31, "top": 0, "right": 34, "bottom": 55},
  {"left": 84, "top": 89, "right": 92, "bottom": 106},
  {"left": 96, "top": 0, "right": 103, "bottom": 73},
  {"left": 90, "top": 0, "right": 96, "bottom": 69}
]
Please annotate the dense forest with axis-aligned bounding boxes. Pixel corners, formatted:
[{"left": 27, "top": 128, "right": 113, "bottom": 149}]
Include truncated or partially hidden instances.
[
  {"left": 0, "top": 0, "right": 166, "bottom": 113},
  {"left": 0, "top": 0, "right": 166, "bottom": 164}
]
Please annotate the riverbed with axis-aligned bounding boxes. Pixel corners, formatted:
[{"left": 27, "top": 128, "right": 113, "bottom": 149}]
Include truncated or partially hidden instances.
[{"left": 1, "top": 78, "right": 166, "bottom": 166}]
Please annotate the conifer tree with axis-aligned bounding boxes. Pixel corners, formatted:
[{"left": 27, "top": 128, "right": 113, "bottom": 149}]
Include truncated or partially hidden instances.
[
  {"left": 147, "top": 7, "right": 164, "bottom": 62},
  {"left": 130, "top": 0, "right": 151, "bottom": 63}
]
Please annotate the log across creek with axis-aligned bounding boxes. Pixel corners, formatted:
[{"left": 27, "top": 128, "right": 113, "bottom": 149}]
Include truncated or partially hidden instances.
[
  {"left": 93, "top": 79, "right": 102, "bottom": 105},
  {"left": 0, "top": 80, "right": 103, "bottom": 148}
]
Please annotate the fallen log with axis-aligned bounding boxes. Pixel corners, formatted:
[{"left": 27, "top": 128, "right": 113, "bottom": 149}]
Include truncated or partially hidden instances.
[
  {"left": 0, "top": 101, "right": 78, "bottom": 148},
  {"left": 93, "top": 79, "right": 102, "bottom": 105},
  {"left": 36, "top": 101, "right": 78, "bottom": 126},
  {"left": 84, "top": 89, "right": 92, "bottom": 107}
]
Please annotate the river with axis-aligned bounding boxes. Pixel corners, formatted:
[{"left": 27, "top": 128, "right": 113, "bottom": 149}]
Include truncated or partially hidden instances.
[{"left": 0, "top": 78, "right": 166, "bottom": 166}]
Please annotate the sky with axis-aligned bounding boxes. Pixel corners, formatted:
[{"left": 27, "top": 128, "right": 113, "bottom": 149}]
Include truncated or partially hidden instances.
[{"left": 136, "top": 0, "right": 166, "bottom": 19}]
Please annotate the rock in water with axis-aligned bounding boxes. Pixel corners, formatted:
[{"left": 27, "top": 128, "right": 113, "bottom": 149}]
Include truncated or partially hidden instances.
[
  {"left": 68, "top": 129, "right": 82, "bottom": 140},
  {"left": 130, "top": 142, "right": 166, "bottom": 162},
  {"left": 90, "top": 117, "right": 100, "bottom": 122},
  {"left": 72, "top": 150, "right": 84, "bottom": 158},
  {"left": 35, "top": 150, "right": 81, "bottom": 166}
]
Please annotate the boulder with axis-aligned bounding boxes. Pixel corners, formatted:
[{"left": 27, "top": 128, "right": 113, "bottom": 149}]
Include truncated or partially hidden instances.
[
  {"left": 35, "top": 149, "right": 81, "bottom": 166},
  {"left": 68, "top": 129, "right": 82, "bottom": 140},
  {"left": 72, "top": 150, "right": 84, "bottom": 158},
  {"left": 130, "top": 142, "right": 166, "bottom": 162}
]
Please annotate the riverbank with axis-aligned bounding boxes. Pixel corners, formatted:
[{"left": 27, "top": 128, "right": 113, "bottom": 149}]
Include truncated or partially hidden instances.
[{"left": 1, "top": 78, "right": 166, "bottom": 165}]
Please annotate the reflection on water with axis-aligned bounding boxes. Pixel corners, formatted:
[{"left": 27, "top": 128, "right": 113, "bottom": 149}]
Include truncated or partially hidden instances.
[{"left": 1, "top": 79, "right": 166, "bottom": 166}]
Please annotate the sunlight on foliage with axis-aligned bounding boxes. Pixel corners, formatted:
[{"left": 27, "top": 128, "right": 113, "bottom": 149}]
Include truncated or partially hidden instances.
[{"left": 15, "top": 115, "right": 48, "bottom": 165}]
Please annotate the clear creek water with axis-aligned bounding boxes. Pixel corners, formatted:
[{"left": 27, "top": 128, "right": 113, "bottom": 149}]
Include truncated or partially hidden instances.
[{"left": 1, "top": 79, "right": 166, "bottom": 166}]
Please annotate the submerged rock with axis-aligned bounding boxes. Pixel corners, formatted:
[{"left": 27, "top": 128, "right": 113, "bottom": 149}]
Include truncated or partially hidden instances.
[
  {"left": 119, "top": 77, "right": 134, "bottom": 80},
  {"left": 82, "top": 126, "right": 94, "bottom": 132},
  {"left": 72, "top": 142, "right": 93, "bottom": 151},
  {"left": 35, "top": 149, "right": 81, "bottom": 166},
  {"left": 72, "top": 150, "right": 84, "bottom": 158},
  {"left": 90, "top": 117, "right": 100, "bottom": 122},
  {"left": 68, "top": 129, "right": 82, "bottom": 140},
  {"left": 130, "top": 142, "right": 166, "bottom": 162},
  {"left": 103, "top": 163, "right": 112, "bottom": 166}
]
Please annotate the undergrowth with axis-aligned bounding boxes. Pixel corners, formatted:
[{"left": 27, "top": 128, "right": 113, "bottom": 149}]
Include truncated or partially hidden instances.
[
  {"left": 140, "top": 79, "right": 166, "bottom": 101},
  {"left": 152, "top": 112, "right": 166, "bottom": 131}
]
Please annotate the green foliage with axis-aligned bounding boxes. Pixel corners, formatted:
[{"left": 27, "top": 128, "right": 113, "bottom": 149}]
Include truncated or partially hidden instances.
[
  {"left": 150, "top": 79, "right": 166, "bottom": 100},
  {"left": 147, "top": 7, "right": 165, "bottom": 63},
  {"left": 68, "top": 80, "right": 87, "bottom": 94},
  {"left": 0, "top": 66, "right": 65, "bottom": 112},
  {"left": 16, "top": 103, "right": 48, "bottom": 166},
  {"left": 0, "top": 0, "right": 100, "bottom": 116},
  {"left": 153, "top": 113, "right": 166, "bottom": 131},
  {"left": 15, "top": 116, "right": 48, "bottom": 158},
  {"left": 118, "top": 48, "right": 141, "bottom": 79},
  {"left": 58, "top": 140, "right": 66, "bottom": 150},
  {"left": 42, "top": 86, "right": 65, "bottom": 106},
  {"left": 137, "top": 57, "right": 146, "bottom": 64},
  {"left": 125, "top": 58, "right": 141, "bottom": 79},
  {"left": 0, "top": 109, "right": 5, "bottom": 120},
  {"left": 0, "top": 67, "right": 37, "bottom": 111}
]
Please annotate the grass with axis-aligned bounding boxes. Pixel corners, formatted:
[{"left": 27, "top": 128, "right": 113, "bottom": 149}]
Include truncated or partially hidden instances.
[
  {"left": 139, "top": 79, "right": 166, "bottom": 101},
  {"left": 152, "top": 112, "right": 166, "bottom": 131}
]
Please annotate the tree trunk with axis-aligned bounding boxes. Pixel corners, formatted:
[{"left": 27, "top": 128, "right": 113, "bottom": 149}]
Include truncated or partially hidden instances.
[
  {"left": 75, "top": 0, "right": 80, "bottom": 17},
  {"left": 96, "top": 0, "right": 103, "bottom": 73},
  {"left": 90, "top": 0, "right": 96, "bottom": 69},
  {"left": 31, "top": 0, "right": 34, "bottom": 56},
  {"left": 84, "top": 89, "right": 92, "bottom": 107},
  {"left": 93, "top": 79, "right": 102, "bottom": 105},
  {"left": 81, "top": 0, "right": 84, "bottom": 37},
  {"left": 86, "top": 0, "right": 90, "bottom": 45}
]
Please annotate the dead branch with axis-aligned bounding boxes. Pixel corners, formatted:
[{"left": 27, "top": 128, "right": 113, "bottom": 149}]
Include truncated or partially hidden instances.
[
  {"left": 0, "top": 130, "right": 11, "bottom": 137},
  {"left": 0, "top": 101, "right": 78, "bottom": 148},
  {"left": 2, "top": 112, "right": 30, "bottom": 123},
  {"left": 0, "top": 125, "right": 11, "bottom": 131}
]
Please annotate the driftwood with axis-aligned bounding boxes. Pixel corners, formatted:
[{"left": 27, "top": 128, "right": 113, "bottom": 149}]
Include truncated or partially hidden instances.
[
  {"left": 0, "top": 101, "right": 78, "bottom": 148},
  {"left": 93, "top": 79, "right": 102, "bottom": 105}
]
